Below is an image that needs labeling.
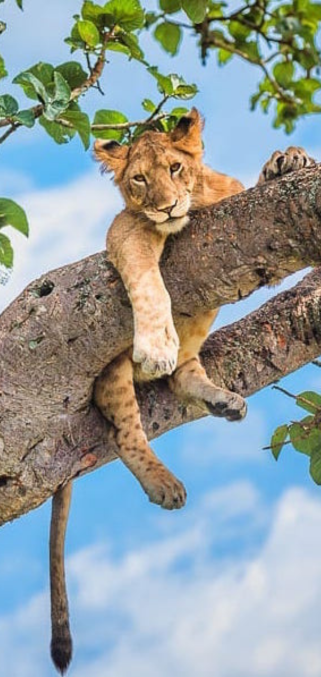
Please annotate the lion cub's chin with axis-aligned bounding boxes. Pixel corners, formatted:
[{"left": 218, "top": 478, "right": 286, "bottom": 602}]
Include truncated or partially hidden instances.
[{"left": 154, "top": 215, "right": 190, "bottom": 235}]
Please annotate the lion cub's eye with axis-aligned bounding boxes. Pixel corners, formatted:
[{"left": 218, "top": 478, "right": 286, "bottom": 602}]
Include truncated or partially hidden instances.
[
  {"left": 133, "top": 174, "right": 146, "bottom": 183},
  {"left": 170, "top": 162, "right": 181, "bottom": 174}
]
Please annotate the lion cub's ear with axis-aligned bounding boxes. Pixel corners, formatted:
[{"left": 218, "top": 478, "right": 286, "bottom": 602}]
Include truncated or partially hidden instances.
[
  {"left": 171, "top": 108, "right": 203, "bottom": 158},
  {"left": 93, "top": 139, "right": 129, "bottom": 178}
]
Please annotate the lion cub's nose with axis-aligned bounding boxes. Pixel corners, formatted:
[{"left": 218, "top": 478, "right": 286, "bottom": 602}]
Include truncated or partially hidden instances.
[{"left": 157, "top": 200, "right": 178, "bottom": 215}]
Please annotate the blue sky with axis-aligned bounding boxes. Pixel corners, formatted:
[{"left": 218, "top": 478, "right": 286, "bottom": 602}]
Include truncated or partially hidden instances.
[{"left": 1, "top": 1, "right": 321, "bottom": 676}]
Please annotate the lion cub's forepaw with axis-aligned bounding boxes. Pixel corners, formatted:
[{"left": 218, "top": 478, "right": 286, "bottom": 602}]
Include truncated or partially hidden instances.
[
  {"left": 139, "top": 462, "right": 187, "bottom": 510},
  {"left": 258, "top": 146, "right": 316, "bottom": 184},
  {"left": 133, "top": 324, "right": 179, "bottom": 377},
  {"left": 204, "top": 389, "right": 247, "bottom": 422}
]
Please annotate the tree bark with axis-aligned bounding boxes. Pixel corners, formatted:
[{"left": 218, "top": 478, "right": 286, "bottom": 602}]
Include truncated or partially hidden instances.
[{"left": 1, "top": 165, "right": 321, "bottom": 525}]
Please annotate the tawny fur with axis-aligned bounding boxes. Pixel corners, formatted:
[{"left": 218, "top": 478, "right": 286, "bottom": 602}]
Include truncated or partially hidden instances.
[
  {"left": 49, "top": 110, "right": 315, "bottom": 672},
  {"left": 94, "top": 108, "right": 247, "bottom": 508}
]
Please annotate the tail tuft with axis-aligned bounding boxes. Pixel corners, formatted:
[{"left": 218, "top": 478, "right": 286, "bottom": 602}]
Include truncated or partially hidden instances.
[{"left": 51, "top": 632, "right": 72, "bottom": 675}]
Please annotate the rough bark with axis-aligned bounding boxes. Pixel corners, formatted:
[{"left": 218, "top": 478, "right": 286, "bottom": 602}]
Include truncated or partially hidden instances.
[{"left": 1, "top": 165, "right": 321, "bottom": 525}]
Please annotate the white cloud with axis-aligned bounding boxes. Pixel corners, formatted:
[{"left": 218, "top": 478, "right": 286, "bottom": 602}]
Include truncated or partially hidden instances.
[
  {"left": 179, "top": 406, "right": 267, "bottom": 465},
  {"left": 2, "top": 485, "right": 321, "bottom": 676},
  {"left": 0, "top": 170, "right": 122, "bottom": 312}
]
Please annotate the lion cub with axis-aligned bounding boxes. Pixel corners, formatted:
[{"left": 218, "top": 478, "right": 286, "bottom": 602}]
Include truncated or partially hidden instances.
[
  {"left": 93, "top": 108, "right": 248, "bottom": 509},
  {"left": 93, "top": 109, "right": 314, "bottom": 509},
  {"left": 49, "top": 109, "right": 314, "bottom": 673}
]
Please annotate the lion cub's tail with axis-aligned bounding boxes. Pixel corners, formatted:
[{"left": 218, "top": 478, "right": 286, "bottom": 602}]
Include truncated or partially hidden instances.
[{"left": 50, "top": 482, "right": 73, "bottom": 674}]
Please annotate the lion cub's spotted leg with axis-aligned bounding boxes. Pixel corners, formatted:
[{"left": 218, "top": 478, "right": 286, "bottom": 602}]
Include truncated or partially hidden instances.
[
  {"left": 169, "top": 310, "right": 247, "bottom": 421},
  {"left": 94, "top": 352, "right": 186, "bottom": 510}
]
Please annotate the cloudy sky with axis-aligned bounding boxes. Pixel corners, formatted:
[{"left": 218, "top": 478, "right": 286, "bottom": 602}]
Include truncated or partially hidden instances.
[{"left": 1, "top": 1, "right": 321, "bottom": 676}]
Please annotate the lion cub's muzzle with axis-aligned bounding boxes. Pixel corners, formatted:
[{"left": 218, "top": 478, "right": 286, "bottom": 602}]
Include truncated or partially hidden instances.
[{"left": 145, "top": 195, "right": 191, "bottom": 230}]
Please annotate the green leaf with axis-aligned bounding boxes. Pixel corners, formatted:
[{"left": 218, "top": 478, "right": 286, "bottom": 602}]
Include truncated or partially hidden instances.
[
  {"left": 159, "top": 0, "right": 181, "bottom": 13},
  {"left": 148, "top": 67, "right": 198, "bottom": 99},
  {"left": 145, "top": 11, "right": 159, "bottom": 27},
  {"left": 270, "top": 424, "right": 288, "bottom": 460},
  {"left": 15, "top": 0, "right": 23, "bottom": 8},
  {"left": 0, "top": 54, "right": 7, "bottom": 79},
  {"left": 53, "top": 71, "right": 71, "bottom": 104},
  {"left": 174, "top": 82, "right": 198, "bottom": 99},
  {"left": 240, "top": 41, "right": 260, "bottom": 61},
  {"left": 273, "top": 61, "right": 295, "bottom": 88},
  {"left": 66, "top": 22, "right": 86, "bottom": 52},
  {"left": 181, "top": 0, "right": 207, "bottom": 23},
  {"left": 0, "top": 94, "right": 18, "bottom": 116},
  {"left": 148, "top": 66, "right": 174, "bottom": 95},
  {"left": 296, "top": 391, "right": 321, "bottom": 414},
  {"left": 310, "top": 446, "right": 321, "bottom": 484},
  {"left": 292, "top": 78, "right": 321, "bottom": 98},
  {"left": 43, "top": 100, "right": 70, "bottom": 122},
  {"left": 207, "top": 2, "right": 225, "bottom": 19},
  {"left": 105, "top": 41, "right": 131, "bottom": 56},
  {"left": 82, "top": 0, "right": 106, "bottom": 23},
  {"left": 13, "top": 63, "right": 54, "bottom": 100},
  {"left": 170, "top": 106, "right": 189, "bottom": 117},
  {"left": 142, "top": 98, "right": 156, "bottom": 112},
  {"left": 289, "top": 419, "right": 314, "bottom": 455},
  {"left": 39, "top": 116, "right": 75, "bottom": 144},
  {"left": 228, "top": 20, "right": 252, "bottom": 41},
  {"left": 103, "top": 0, "right": 145, "bottom": 31},
  {"left": 77, "top": 19, "right": 100, "bottom": 47},
  {"left": 55, "top": 62, "right": 88, "bottom": 89},
  {"left": 0, "top": 198, "right": 29, "bottom": 236},
  {"left": 60, "top": 109, "right": 91, "bottom": 149},
  {"left": 154, "top": 22, "right": 182, "bottom": 56},
  {"left": 13, "top": 109, "right": 35, "bottom": 127},
  {"left": 92, "top": 109, "right": 128, "bottom": 141},
  {"left": 120, "top": 32, "right": 145, "bottom": 61},
  {"left": 13, "top": 71, "right": 49, "bottom": 103},
  {"left": 0, "top": 233, "right": 13, "bottom": 268},
  {"left": 217, "top": 48, "right": 233, "bottom": 65}
]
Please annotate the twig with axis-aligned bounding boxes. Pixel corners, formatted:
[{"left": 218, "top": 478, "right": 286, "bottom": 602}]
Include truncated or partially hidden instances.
[
  {"left": 272, "top": 384, "right": 297, "bottom": 399},
  {"left": 0, "top": 123, "right": 18, "bottom": 145},
  {"left": 91, "top": 112, "right": 166, "bottom": 132}
]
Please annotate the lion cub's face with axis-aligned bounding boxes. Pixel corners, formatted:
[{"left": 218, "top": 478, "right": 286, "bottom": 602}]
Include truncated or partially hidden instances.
[{"left": 94, "top": 108, "right": 203, "bottom": 234}]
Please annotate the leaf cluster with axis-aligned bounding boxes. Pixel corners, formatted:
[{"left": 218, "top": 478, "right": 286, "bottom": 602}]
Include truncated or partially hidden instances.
[
  {"left": 148, "top": 0, "right": 321, "bottom": 133},
  {"left": 270, "top": 390, "right": 321, "bottom": 484},
  {"left": 0, "top": 198, "right": 28, "bottom": 272}
]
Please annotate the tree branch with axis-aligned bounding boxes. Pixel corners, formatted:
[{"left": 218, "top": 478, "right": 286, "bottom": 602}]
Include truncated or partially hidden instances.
[{"left": 1, "top": 165, "right": 321, "bottom": 525}]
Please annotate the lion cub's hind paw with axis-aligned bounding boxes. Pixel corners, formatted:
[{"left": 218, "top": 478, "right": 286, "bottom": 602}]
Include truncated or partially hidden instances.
[
  {"left": 141, "top": 465, "right": 187, "bottom": 510},
  {"left": 205, "top": 390, "right": 247, "bottom": 422},
  {"left": 259, "top": 146, "right": 315, "bottom": 183}
]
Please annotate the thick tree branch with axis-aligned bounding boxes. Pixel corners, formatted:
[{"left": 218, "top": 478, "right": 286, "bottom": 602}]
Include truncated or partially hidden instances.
[{"left": 1, "top": 165, "right": 321, "bottom": 525}]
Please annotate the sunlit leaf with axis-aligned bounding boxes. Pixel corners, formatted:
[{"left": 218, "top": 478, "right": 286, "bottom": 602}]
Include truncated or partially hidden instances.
[
  {"left": 181, "top": 0, "right": 207, "bottom": 23},
  {"left": 56, "top": 62, "right": 88, "bottom": 89},
  {"left": 0, "top": 198, "right": 29, "bottom": 236},
  {"left": 60, "top": 109, "right": 91, "bottom": 149},
  {"left": 77, "top": 19, "right": 100, "bottom": 47},
  {"left": 296, "top": 391, "right": 321, "bottom": 414},
  {"left": 154, "top": 22, "right": 182, "bottom": 55},
  {"left": 270, "top": 424, "right": 288, "bottom": 460},
  {"left": 0, "top": 94, "right": 18, "bottom": 116},
  {"left": 92, "top": 108, "right": 128, "bottom": 141},
  {"left": 0, "top": 232, "right": 13, "bottom": 268},
  {"left": 103, "top": 0, "right": 145, "bottom": 31}
]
